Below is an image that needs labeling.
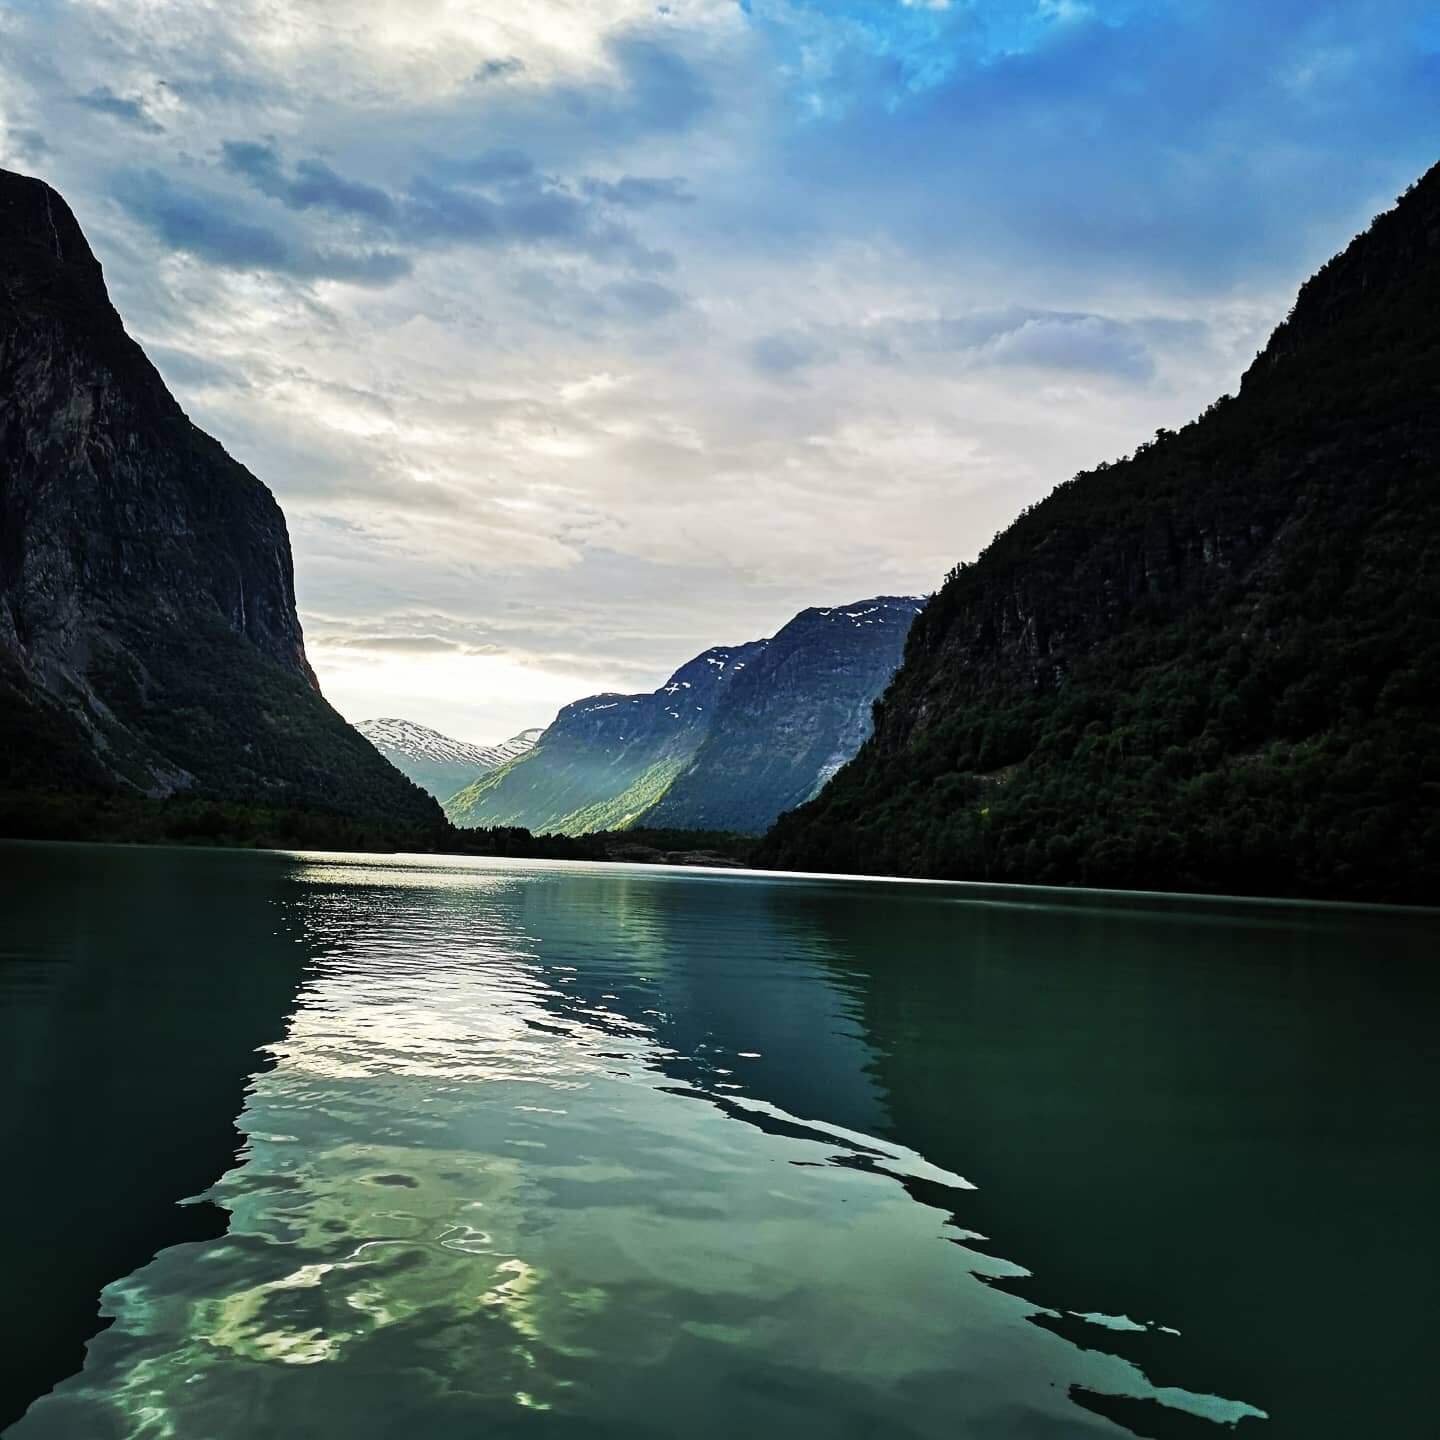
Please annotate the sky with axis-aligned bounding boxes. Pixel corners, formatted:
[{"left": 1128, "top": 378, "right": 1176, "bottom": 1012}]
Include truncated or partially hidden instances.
[{"left": 1, "top": 1, "right": 1435, "bottom": 743}]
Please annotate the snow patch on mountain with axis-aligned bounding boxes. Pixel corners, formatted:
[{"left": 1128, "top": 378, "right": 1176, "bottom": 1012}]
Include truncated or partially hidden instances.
[
  {"left": 358, "top": 718, "right": 543, "bottom": 769},
  {"left": 355, "top": 718, "right": 545, "bottom": 800}
]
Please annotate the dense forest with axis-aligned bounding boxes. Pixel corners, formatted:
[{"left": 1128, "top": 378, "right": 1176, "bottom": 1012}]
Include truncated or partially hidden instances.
[{"left": 758, "top": 164, "right": 1440, "bottom": 904}]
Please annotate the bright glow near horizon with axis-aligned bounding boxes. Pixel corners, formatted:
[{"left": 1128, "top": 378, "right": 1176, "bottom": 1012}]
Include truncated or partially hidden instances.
[{"left": 315, "top": 646, "right": 629, "bottom": 746}]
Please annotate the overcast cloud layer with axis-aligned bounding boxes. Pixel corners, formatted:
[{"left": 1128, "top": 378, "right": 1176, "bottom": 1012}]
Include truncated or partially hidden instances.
[{"left": 2, "top": 0, "right": 1435, "bottom": 741}]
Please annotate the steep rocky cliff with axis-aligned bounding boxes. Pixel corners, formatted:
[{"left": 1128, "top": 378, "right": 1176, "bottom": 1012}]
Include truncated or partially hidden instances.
[
  {"left": 446, "top": 598, "right": 921, "bottom": 835},
  {"left": 0, "top": 169, "right": 445, "bottom": 844},
  {"left": 759, "top": 163, "right": 1440, "bottom": 902}
]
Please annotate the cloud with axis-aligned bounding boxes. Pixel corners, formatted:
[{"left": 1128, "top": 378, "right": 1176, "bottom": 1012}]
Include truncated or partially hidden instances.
[
  {"left": 212, "top": 139, "right": 675, "bottom": 271},
  {"left": 581, "top": 175, "right": 693, "bottom": 207},
  {"left": 147, "top": 344, "right": 249, "bottom": 393},
  {"left": 114, "top": 169, "right": 289, "bottom": 267},
  {"left": 113, "top": 169, "right": 411, "bottom": 285},
  {"left": 318, "top": 631, "right": 505, "bottom": 657},
  {"left": 595, "top": 34, "right": 712, "bottom": 134},
  {"left": 503, "top": 267, "right": 690, "bottom": 334},
  {"left": 74, "top": 86, "right": 163, "bottom": 134},
  {"left": 749, "top": 332, "right": 820, "bottom": 375},
  {"left": 472, "top": 57, "right": 526, "bottom": 84},
  {"left": 604, "top": 278, "right": 687, "bottom": 320},
  {"left": 400, "top": 172, "right": 668, "bottom": 269},
  {"left": 431, "top": 149, "right": 536, "bottom": 185},
  {"left": 746, "top": 308, "right": 1165, "bottom": 382},
  {"left": 2, "top": 126, "right": 48, "bottom": 164},
  {"left": 985, "top": 315, "right": 1154, "bottom": 381},
  {"left": 220, "top": 141, "right": 396, "bottom": 221},
  {"left": 6, "top": 0, "right": 1433, "bottom": 743},
  {"left": 926, "top": 308, "right": 1162, "bottom": 381}
]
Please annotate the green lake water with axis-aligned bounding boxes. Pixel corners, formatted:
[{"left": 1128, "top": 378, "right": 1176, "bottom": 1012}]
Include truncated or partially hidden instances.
[{"left": 1, "top": 843, "right": 1435, "bottom": 1438}]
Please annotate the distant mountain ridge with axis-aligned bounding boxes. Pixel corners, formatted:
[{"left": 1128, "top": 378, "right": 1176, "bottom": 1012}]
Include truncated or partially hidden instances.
[
  {"left": 446, "top": 597, "right": 923, "bottom": 835},
  {"left": 758, "top": 163, "right": 1440, "bottom": 903},
  {"left": 356, "top": 718, "right": 544, "bottom": 801},
  {"left": 0, "top": 168, "right": 446, "bottom": 846}
]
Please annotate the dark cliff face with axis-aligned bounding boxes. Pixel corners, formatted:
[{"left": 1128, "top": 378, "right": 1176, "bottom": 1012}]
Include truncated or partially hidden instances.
[
  {"left": 759, "top": 161, "right": 1440, "bottom": 902},
  {"left": 0, "top": 172, "right": 312, "bottom": 688},
  {"left": 646, "top": 598, "right": 923, "bottom": 832},
  {"left": 0, "top": 169, "right": 444, "bottom": 840},
  {"left": 446, "top": 600, "right": 922, "bottom": 835}
]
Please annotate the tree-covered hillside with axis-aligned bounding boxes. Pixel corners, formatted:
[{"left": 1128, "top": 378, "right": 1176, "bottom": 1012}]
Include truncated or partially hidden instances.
[{"left": 758, "top": 164, "right": 1440, "bottom": 904}]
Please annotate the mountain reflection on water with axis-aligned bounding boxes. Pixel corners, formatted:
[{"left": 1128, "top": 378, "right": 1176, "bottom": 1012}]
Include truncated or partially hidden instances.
[{"left": 3, "top": 849, "right": 1436, "bottom": 1439}]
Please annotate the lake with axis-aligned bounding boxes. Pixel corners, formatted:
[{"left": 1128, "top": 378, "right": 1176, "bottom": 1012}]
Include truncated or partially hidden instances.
[{"left": 1, "top": 843, "right": 1435, "bottom": 1438}]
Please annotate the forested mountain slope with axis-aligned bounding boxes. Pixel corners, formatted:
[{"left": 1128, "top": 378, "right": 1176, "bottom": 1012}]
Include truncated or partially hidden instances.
[
  {"left": 758, "top": 164, "right": 1440, "bottom": 903},
  {"left": 0, "top": 169, "right": 447, "bottom": 848}
]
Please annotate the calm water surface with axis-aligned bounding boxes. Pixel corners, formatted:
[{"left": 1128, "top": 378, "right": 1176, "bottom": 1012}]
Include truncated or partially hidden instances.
[{"left": 1, "top": 843, "right": 1436, "bottom": 1439}]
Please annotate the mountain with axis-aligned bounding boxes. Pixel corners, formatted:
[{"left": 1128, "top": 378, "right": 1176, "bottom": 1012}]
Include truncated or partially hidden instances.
[
  {"left": 356, "top": 718, "right": 544, "bottom": 801},
  {"left": 445, "top": 640, "right": 768, "bottom": 834},
  {"left": 446, "top": 598, "right": 923, "bottom": 835},
  {"left": 758, "top": 164, "right": 1440, "bottom": 904},
  {"left": 0, "top": 168, "right": 447, "bottom": 848}
]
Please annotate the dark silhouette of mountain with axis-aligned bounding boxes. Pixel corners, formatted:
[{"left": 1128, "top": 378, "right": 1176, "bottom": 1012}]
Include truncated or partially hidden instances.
[
  {"left": 0, "top": 168, "right": 446, "bottom": 848},
  {"left": 447, "top": 598, "right": 923, "bottom": 835},
  {"left": 759, "top": 163, "right": 1440, "bottom": 904}
]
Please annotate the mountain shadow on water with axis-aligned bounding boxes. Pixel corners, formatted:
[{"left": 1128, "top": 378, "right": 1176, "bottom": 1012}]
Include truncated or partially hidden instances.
[
  {"left": 0, "top": 844, "right": 314, "bottom": 1430},
  {"left": 758, "top": 162, "right": 1440, "bottom": 903}
]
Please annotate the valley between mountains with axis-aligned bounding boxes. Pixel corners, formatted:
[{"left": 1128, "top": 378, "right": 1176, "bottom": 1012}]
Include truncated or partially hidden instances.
[{"left": 2, "top": 161, "right": 1436, "bottom": 900}]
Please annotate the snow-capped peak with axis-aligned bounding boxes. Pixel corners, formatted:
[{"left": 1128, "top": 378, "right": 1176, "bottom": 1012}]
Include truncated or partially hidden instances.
[{"left": 356, "top": 717, "right": 544, "bottom": 772}]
